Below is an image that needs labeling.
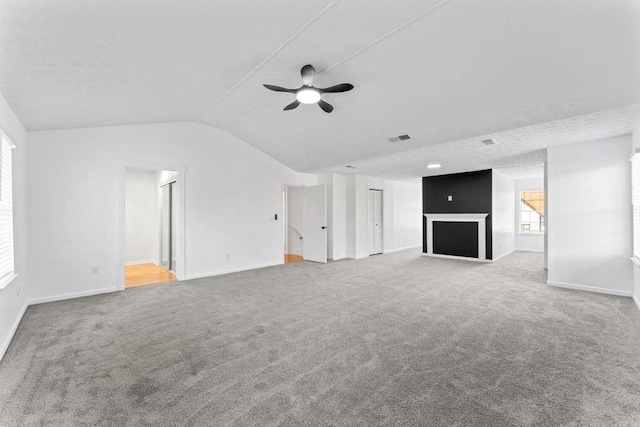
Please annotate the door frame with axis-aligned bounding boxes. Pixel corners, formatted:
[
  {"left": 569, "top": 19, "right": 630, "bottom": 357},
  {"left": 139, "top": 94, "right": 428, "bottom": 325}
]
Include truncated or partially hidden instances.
[{"left": 117, "top": 159, "right": 187, "bottom": 290}]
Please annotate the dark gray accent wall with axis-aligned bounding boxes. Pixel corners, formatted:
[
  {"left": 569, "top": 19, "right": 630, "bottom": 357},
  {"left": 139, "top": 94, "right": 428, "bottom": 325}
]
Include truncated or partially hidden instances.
[{"left": 422, "top": 169, "right": 492, "bottom": 259}]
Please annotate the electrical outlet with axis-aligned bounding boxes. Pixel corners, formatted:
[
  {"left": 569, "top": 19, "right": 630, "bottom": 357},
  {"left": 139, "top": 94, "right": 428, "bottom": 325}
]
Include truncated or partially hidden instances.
[
  {"left": 90, "top": 266, "right": 100, "bottom": 275},
  {"left": 226, "top": 253, "right": 231, "bottom": 261}
]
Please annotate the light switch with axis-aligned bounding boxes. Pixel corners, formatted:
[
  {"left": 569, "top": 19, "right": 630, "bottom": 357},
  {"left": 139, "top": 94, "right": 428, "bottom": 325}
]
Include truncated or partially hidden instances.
[{"left": 448, "top": 195, "right": 453, "bottom": 202}]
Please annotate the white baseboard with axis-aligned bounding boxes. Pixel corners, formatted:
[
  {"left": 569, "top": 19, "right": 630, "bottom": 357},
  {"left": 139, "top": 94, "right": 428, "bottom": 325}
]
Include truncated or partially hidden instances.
[
  {"left": 421, "top": 253, "right": 490, "bottom": 263},
  {"left": 0, "top": 302, "right": 28, "bottom": 362},
  {"left": 125, "top": 260, "right": 158, "bottom": 266},
  {"left": 384, "top": 245, "right": 422, "bottom": 254},
  {"left": 185, "top": 261, "right": 281, "bottom": 281},
  {"left": 515, "top": 248, "right": 545, "bottom": 253},
  {"left": 29, "top": 287, "right": 118, "bottom": 306},
  {"left": 547, "top": 281, "right": 632, "bottom": 297},
  {"left": 633, "top": 294, "right": 640, "bottom": 312},
  {"left": 492, "top": 249, "right": 516, "bottom": 262}
]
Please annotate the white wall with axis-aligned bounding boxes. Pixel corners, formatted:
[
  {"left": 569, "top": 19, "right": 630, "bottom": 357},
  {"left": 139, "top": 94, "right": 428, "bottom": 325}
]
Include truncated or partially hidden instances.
[
  {"left": 286, "top": 186, "right": 304, "bottom": 256},
  {"left": 492, "top": 170, "right": 516, "bottom": 259},
  {"left": 514, "top": 177, "right": 545, "bottom": 252},
  {"left": 344, "top": 174, "right": 421, "bottom": 259},
  {"left": 331, "top": 174, "right": 348, "bottom": 260},
  {"left": 27, "top": 122, "right": 316, "bottom": 302},
  {"left": 318, "top": 173, "right": 349, "bottom": 260},
  {"left": 389, "top": 179, "right": 423, "bottom": 252},
  {"left": 125, "top": 169, "right": 160, "bottom": 264},
  {"left": 547, "top": 135, "right": 633, "bottom": 296},
  {"left": 0, "top": 91, "right": 29, "bottom": 361}
]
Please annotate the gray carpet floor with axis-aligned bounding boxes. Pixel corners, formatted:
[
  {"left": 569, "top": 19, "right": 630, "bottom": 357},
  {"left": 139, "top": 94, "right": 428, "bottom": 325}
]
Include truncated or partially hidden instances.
[{"left": 1, "top": 250, "right": 640, "bottom": 426}]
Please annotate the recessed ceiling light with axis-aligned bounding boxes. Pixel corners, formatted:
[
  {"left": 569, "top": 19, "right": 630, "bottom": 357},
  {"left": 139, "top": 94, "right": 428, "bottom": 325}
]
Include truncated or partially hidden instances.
[{"left": 426, "top": 163, "right": 441, "bottom": 169}]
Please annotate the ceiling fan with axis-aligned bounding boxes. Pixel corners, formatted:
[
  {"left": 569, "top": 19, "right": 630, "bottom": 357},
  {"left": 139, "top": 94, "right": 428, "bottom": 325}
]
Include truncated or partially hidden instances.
[{"left": 263, "top": 64, "right": 354, "bottom": 113}]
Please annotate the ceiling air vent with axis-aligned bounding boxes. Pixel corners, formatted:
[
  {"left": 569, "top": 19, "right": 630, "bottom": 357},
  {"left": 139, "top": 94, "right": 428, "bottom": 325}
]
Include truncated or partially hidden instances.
[
  {"left": 481, "top": 138, "right": 497, "bottom": 145},
  {"left": 387, "top": 134, "right": 411, "bottom": 143},
  {"left": 345, "top": 165, "right": 357, "bottom": 169}
]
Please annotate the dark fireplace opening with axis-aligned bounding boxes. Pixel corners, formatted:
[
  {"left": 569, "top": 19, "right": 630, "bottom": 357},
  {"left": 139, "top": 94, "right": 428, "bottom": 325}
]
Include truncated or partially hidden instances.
[{"left": 433, "top": 221, "right": 479, "bottom": 258}]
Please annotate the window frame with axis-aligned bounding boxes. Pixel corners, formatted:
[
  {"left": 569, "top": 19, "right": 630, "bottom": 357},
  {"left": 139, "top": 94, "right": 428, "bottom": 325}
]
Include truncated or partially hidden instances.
[
  {"left": 631, "top": 149, "right": 640, "bottom": 266},
  {"left": 0, "top": 130, "right": 17, "bottom": 290},
  {"left": 518, "top": 189, "right": 545, "bottom": 235}
]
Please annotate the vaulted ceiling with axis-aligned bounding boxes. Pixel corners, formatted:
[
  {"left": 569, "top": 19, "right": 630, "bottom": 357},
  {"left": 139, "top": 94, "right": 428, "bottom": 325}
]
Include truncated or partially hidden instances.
[{"left": 1, "top": 0, "right": 639, "bottom": 178}]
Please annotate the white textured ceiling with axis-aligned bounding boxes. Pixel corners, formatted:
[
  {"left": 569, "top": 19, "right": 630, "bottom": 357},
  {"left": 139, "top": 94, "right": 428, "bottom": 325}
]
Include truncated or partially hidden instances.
[
  {"left": 495, "top": 164, "right": 544, "bottom": 180},
  {"left": 318, "top": 104, "right": 640, "bottom": 179},
  {"left": 1, "top": 0, "right": 639, "bottom": 178}
]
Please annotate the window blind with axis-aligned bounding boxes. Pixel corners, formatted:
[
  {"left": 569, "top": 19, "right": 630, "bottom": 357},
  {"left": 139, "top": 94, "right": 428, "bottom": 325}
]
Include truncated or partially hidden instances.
[
  {"left": 632, "top": 150, "right": 640, "bottom": 259},
  {"left": 0, "top": 131, "right": 15, "bottom": 283}
]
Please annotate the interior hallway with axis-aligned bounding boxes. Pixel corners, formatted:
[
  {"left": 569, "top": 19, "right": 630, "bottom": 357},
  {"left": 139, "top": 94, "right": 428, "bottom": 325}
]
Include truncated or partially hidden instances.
[{"left": 125, "top": 263, "right": 176, "bottom": 288}]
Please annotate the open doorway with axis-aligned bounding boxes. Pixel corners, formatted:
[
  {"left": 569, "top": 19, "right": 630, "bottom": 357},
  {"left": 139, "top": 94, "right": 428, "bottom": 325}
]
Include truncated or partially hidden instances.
[
  {"left": 282, "top": 184, "right": 328, "bottom": 264},
  {"left": 283, "top": 186, "right": 304, "bottom": 263},
  {"left": 123, "top": 167, "right": 179, "bottom": 288}
]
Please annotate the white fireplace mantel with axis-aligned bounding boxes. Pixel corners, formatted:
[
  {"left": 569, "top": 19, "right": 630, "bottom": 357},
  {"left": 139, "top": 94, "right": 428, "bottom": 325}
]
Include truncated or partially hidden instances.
[{"left": 423, "top": 213, "right": 489, "bottom": 261}]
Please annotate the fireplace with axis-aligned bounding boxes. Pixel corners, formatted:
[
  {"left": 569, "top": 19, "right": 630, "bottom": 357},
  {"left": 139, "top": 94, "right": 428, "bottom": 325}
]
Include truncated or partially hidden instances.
[{"left": 423, "top": 213, "right": 489, "bottom": 261}]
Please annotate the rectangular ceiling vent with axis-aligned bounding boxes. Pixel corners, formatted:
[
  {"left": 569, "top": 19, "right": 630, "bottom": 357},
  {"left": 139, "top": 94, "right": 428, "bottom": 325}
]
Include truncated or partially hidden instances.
[
  {"left": 388, "top": 134, "right": 411, "bottom": 143},
  {"left": 481, "top": 138, "right": 498, "bottom": 146}
]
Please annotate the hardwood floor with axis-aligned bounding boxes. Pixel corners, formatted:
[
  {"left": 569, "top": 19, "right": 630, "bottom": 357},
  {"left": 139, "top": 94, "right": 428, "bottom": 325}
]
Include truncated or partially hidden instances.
[
  {"left": 125, "top": 263, "right": 176, "bottom": 288},
  {"left": 284, "top": 254, "right": 304, "bottom": 264}
]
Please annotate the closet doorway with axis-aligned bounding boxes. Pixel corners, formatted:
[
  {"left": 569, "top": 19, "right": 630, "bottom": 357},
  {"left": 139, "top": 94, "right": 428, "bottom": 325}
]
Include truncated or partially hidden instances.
[
  {"left": 368, "top": 189, "right": 383, "bottom": 255},
  {"left": 122, "top": 166, "right": 182, "bottom": 289}
]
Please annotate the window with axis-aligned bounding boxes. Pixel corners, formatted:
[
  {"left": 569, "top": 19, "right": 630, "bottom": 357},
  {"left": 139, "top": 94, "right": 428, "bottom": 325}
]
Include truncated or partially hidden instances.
[
  {"left": 0, "top": 131, "right": 16, "bottom": 289},
  {"left": 519, "top": 190, "right": 544, "bottom": 234},
  {"left": 632, "top": 150, "right": 640, "bottom": 260}
]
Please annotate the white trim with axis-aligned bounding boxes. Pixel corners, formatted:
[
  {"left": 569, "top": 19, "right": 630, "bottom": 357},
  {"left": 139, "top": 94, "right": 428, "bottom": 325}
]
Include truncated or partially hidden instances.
[
  {"left": 492, "top": 249, "right": 515, "bottom": 262},
  {"left": 630, "top": 148, "right": 640, "bottom": 162},
  {"left": 125, "top": 260, "right": 159, "bottom": 266},
  {"left": 383, "top": 245, "right": 421, "bottom": 254},
  {"left": 424, "top": 213, "right": 489, "bottom": 221},
  {"left": 29, "top": 287, "right": 118, "bottom": 306},
  {"left": 516, "top": 248, "right": 545, "bottom": 253},
  {"left": 630, "top": 256, "right": 640, "bottom": 268},
  {"left": 423, "top": 213, "right": 489, "bottom": 261},
  {"left": 0, "top": 302, "right": 27, "bottom": 362},
  {"left": 184, "top": 261, "right": 281, "bottom": 281},
  {"left": 421, "top": 253, "right": 490, "bottom": 263},
  {"left": 2, "top": 132, "right": 16, "bottom": 149},
  {"left": 0, "top": 273, "right": 18, "bottom": 291},
  {"left": 547, "top": 281, "right": 632, "bottom": 297},
  {"left": 633, "top": 293, "right": 640, "bottom": 312}
]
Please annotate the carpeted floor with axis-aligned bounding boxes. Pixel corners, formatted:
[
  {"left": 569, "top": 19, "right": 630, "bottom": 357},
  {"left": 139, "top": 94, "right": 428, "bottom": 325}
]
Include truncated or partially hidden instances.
[{"left": 1, "top": 249, "right": 640, "bottom": 426}]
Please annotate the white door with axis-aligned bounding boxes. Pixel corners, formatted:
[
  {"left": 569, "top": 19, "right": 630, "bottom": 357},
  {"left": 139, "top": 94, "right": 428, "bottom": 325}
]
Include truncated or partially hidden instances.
[
  {"left": 368, "top": 189, "right": 383, "bottom": 255},
  {"left": 303, "top": 185, "right": 327, "bottom": 263}
]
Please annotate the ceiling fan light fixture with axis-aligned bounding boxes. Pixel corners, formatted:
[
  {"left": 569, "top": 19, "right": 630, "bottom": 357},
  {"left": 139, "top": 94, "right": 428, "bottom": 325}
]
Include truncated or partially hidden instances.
[{"left": 296, "top": 88, "right": 321, "bottom": 104}]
